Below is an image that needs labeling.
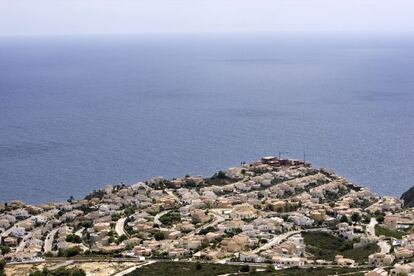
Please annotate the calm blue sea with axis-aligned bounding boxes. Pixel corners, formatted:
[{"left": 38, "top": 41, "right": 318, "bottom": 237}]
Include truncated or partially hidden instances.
[{"left": 0, "top": 34, "right": 413, "bottom": 203}]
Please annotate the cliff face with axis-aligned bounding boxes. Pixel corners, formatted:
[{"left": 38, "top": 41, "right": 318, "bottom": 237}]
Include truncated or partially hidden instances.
[{"left": 401, "top": 186, "right": 414, "bottom": 208}]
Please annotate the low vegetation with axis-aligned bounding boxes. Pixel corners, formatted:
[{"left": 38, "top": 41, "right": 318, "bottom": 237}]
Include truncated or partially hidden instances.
[
  {"left": 127, "top": 261, "right": 242, "bottom": 276},
  {"left": 58, "top": 247, "right": 82, "bottom": 257},
  {"left": 341, "top": 242, "right": 380, "bottom": 264},
  {"left": 65, "top": 234, "right": 82, "bottom": 243},
  {"left": 204, "top": 171, "right": 239, "bottom": 186},
  {"left": 0, "top": 259, "right": 6, "bottom": 276},
  {"left": 159, "top": 210, "right": 181, "bottom": 226},
  {"left": 270, "top": 267, "right": 365, "bottom": 276},
  {"left": 128, "top": 261, "right": 367, "bottom": 276},
  {"left": 303, "top": 231, "right": 351, "bottom": 261},
  {"left": 302, "top": 231, "right": 379, "bottom": 263},
  {"left": 375, "top": 225, "right": 404, "bottom": 239},
  {"left": 29, "top": 267, "right": 86, "bottom": 276},
  {"left": 0, "top": 246, "right": 10, "bottom": 255}
]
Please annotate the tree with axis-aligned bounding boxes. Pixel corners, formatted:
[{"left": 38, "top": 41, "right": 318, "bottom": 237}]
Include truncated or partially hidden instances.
[
  {"left": 0, "top": 245, "right": 10, "bottom": 255},
  {"left": 60, "top": 247, "right": 82, "bottom": 257},
  {"left": 217, "top": 171, "right": 227, "bottom": 179},
  {"left": 225, "top": 228, "right": 242, "bottom": 237},
  {"left": 340, "top": 215, "right": 349, "bottom": 223},
  {"left": 117, "top": 235, "right": 127, "bottom": 244},
  {"left": 159, "top": 211, "right": 181, "bottom": 227},
  {"left": 240, "top": 265, "right": 250, "bottom": 272},
  {"left": 198, "top": 226, "right": 217, "bottom": 235},
  {"left": 376, "top": 214, "right": 385, "bottom": 224},
  {"left": 362, "top": 215, "right": 371, "bottom": 224},
  {"left": 67, "top": 196, "right": 75, "bottom": 203},
  {"left": 154, "top": 231, "right": 165, "bottom": 241},
  {"left": 29, "top": 267, "right": 86, "bottom": 276},
  {"left": 0, "top": 258, "right": 6, "bottom": 270},
  {"left": 65, "top": 234, "right": 82, "bottom": 244},
  {"left": 0, "top": 260, "right": 5, "bottom": 276},
  {"left": 124, "top": 206, "right": 136, "bottom": 217},
  {"left": 266, "top": 264, "right": 276, "bottom": 272},
  {"left": 351, "top": 213, "right": 361, "bottom": 222}
]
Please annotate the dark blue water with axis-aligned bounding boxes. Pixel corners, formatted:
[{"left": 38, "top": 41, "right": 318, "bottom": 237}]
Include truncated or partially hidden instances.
[{"left": 0, "top": 34, "right": 413, "bottom": 204}]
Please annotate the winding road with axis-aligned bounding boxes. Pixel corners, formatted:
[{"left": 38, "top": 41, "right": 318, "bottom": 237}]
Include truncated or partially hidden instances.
[
  {"left": 190, "top": 213, "right": 225, "bottom": 236},
  {"left": 44, "top": 228, "right": 58, "bottom": 253},
  {"left": 153, "top": 210, "right": 170, "bottom": 231},
  {"left": 365, "top": 218, "right": 391, "bottom": 253},
  {"left": 115, "top": 218, "right": 127, "bottom": 237},
  {"left": 366, "top": 218, "right": 378, "bottom": 239},
  {"left": 16, "top": 233, "right": 32, "bottom": 252}
]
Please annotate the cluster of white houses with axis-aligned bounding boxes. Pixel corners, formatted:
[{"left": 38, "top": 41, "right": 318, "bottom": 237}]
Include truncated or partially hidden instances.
[{"left": 0, "top": 156, "right": 413, "bottom": 275}]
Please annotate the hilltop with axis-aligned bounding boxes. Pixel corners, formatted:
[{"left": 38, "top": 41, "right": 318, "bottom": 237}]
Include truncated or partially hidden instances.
[
  {"left": 0, "top": 156, "right": 413, "bottom": 275},
  {"left": 401, "top": 186, "right": 414, "bottom": 208}
]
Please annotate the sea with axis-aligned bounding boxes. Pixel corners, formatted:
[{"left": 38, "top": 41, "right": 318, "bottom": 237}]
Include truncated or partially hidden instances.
[{"left": 0, "top": 33, "right": 413, "bottom": 204}]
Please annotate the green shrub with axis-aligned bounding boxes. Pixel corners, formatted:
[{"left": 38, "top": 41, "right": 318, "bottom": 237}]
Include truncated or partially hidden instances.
[
  {"left": 266, "top": 264, "right": 276, "bottom": 272},
  {"left": 117, "top": 234, "right": 128, "bottom": 244},
  {"left": 376, "top": 215, "right": 385, "bottom": 224},
  {"left": 351, "top": 213, "right": 361, "bottom": 222},
  {"left": 159, "top": 211, "right": 181, "bottom": 226},
  {"left": 198, "top": 226, "right": 217, "bottom": 235},
  {"left": 65, "top": 234, "right": 82, "bottom": 244},
  {"left": 340, "top": 215, "right": 349, "bottom": 223},
  {"left": 303, "top": 231, "right": 378, "bottom": 263},
  {"left": 0, "top": 245, "right": 10, "bottom": 255},
  {"left": 154, "top": 231, "right": 165, "bottom": 241},
  {"left": 29, "top": 267, "right": 86, "bottom": 276},
  {"left": 239, "top": 265, "right": 250, "bottom": 272},
  {"left": 59, "top": 246, "right": 82, "bottom": 257},
  {"left": 375, "top": 225, "right": 404, "bottom": 239}
]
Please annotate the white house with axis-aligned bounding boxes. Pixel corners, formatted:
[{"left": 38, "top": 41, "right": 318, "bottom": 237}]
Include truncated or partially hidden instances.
[{"left": 12, "top": 226, "right": 26, "bottom": 238}]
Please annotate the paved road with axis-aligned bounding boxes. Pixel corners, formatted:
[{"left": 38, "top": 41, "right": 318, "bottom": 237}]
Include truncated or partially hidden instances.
[
  {"left": 252, "top": 228, "right": 329, "bottom": 254},
  {"left": 154, "top": 210, "right": 169, "bottom": 226},
  {"left": 44, "top": 228, "right": 58, "bottom": 253},
  {"left": 153, "top": 210, "right": 170, "bottom": 231},
  {"left": 165, "top": 190, "right": 180, "bottom": 202},
  {"left": 16, "top": 233, "right": 32, "bottom": 252},
  {"left": 253, "top": 230, "right": 301, "bottom": 253},
  {"left": 366, "top": 218, "right": 391, "bottom": 254},
  {"left": 75, "top": 227, "right": 84, "bottom": 238},
  {"left": 188, "top": 213, "right": 225, "bottom": 236},
  {"left": 115, "top": 218, "right": 127, "bottom": 237},
  {"left": 366, "top": 218, "right": 378, "bottom": 238},
  {"left": 378, "top": 240, "right": 391, "bottom": 254}
]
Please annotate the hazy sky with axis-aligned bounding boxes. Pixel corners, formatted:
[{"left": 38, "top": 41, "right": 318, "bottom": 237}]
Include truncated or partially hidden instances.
[{"left": 1, "top": 0, "right": 414, "bottom": 36}]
